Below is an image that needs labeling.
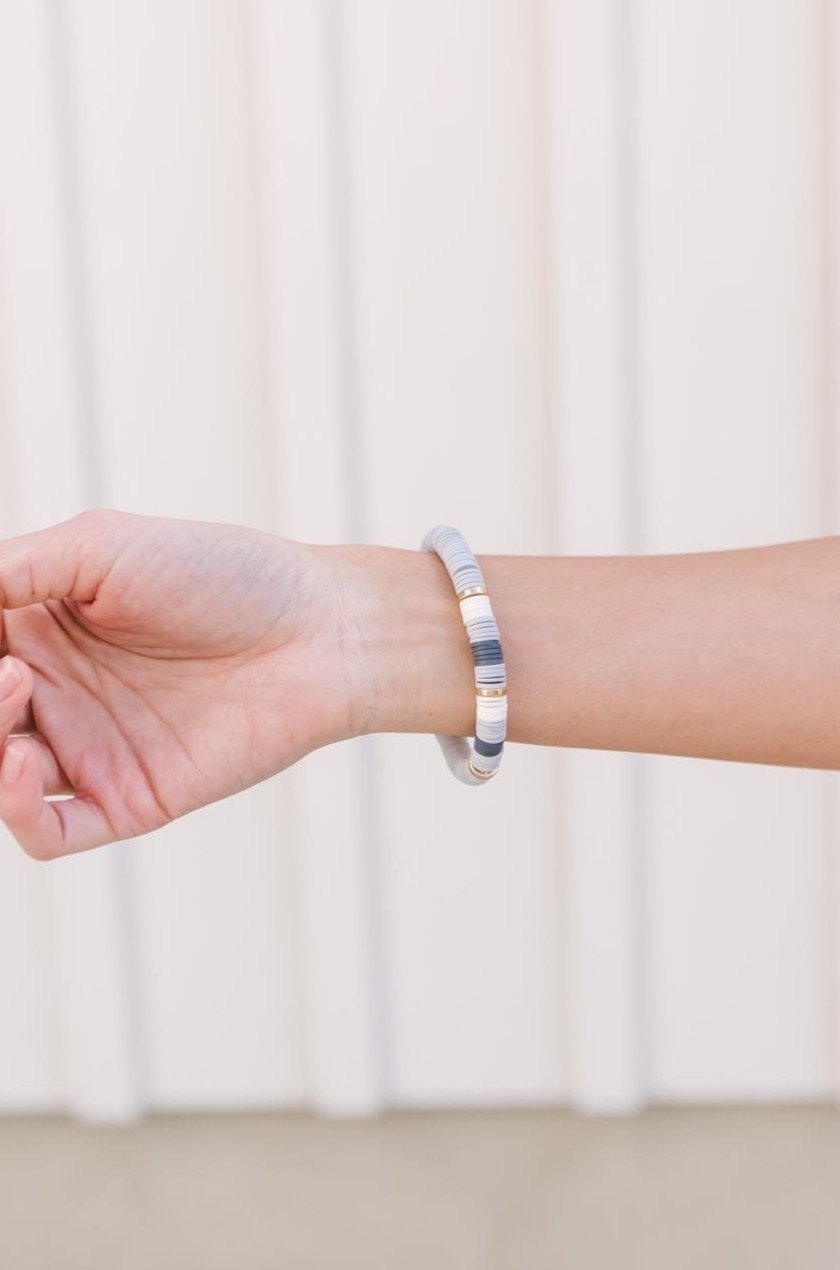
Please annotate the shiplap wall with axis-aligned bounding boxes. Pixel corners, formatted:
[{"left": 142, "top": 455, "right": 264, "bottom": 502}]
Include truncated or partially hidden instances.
[{"left": 0, "top": 0, "right": 835, "bottom": 1120}]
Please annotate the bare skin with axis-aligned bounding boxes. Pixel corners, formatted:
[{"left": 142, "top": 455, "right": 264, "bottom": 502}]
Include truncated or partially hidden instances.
[{"left": 0, "top": 509, "right": 837, "bottom": 859}]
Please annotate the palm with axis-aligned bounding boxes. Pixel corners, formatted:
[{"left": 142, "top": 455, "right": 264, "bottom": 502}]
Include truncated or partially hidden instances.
[{"left": 0, "top": 513, "right": 341, "bottom": 854}]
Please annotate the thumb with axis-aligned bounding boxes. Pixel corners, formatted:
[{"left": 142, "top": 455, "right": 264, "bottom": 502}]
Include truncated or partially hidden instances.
[{"left": 0, "top": 509, "right": 133, "bottom": 610}]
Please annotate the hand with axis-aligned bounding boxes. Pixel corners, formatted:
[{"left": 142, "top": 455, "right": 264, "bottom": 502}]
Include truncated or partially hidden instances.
[{"left": 0, "top": 509, "right": 364, "bottom": 858}]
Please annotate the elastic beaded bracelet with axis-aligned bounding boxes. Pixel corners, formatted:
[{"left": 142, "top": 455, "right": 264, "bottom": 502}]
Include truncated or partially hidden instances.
[{"left": 420, "top": 524, "right": 507, "bottom": 786}]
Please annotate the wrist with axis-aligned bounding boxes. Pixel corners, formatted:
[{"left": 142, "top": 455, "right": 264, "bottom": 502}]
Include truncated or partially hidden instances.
[{"left": 312, "top": 541, "right": 476, "bottom": 740}]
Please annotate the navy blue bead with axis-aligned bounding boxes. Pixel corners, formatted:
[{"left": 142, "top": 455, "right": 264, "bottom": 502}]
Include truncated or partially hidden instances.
[
  {"left": 470, "top": 639, "right": 503, "bottom": 666},
  {"left": 474, "top": 737, "right": 504, "bottom": 758}
]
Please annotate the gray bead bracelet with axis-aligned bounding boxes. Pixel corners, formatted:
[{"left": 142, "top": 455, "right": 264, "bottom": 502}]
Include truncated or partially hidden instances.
[{"left": 420, "top": 524, "right": 507, "bottom": 786}]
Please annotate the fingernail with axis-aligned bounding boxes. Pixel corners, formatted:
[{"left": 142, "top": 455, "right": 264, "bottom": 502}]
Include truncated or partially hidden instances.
[
  {"left": 1, "top": 743, "right": 24, "bottom": 786},
  {"left": 0, "top": 659, "right": 20, "bottom": 701}
]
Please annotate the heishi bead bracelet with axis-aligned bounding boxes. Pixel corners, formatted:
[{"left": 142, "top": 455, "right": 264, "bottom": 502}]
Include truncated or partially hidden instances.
[{"left": 420, "top": 524, "right": 507, "bottom": 786}]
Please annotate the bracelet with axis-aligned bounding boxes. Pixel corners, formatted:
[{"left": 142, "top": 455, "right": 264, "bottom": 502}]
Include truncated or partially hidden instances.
[{"left": 420, "top": 524, "right": 507, "bottom": 786}]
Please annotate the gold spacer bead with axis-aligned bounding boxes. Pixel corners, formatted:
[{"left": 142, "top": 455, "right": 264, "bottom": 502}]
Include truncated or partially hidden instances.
[
  {"left": 457, "top": 586, "right": 488, "bottom": 601},
  {"left": 476, "top": 687, "right": 507, "bottom": 697},
  {"left": 468, "top": 761, "right": 497, "bottom": 781}
]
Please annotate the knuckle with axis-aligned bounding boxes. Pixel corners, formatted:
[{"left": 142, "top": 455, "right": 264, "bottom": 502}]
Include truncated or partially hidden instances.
[
  {"left": 17, "top": 834, "right": 59, "bottom": 863},
  {"left": 5, "top": 657, "right": 32, "bottom": 693},
  {"left": 73, "top": 508, "right": 122, "bottom": 535}
]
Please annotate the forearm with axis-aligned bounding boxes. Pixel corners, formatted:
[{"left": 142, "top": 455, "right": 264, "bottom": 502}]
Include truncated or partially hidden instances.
[{"left": 328, "top": 535, "right": 840, "bottom": 771}]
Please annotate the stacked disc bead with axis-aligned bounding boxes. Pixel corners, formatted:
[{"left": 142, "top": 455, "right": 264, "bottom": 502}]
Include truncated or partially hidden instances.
[{"left": 421, "top": 524, "right": 507, "bottom": 786}]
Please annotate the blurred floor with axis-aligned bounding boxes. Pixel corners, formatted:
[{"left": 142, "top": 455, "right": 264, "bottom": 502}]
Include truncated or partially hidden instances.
[{"left": 2, "top": 1106, "right": 840, "bottom": 1269}]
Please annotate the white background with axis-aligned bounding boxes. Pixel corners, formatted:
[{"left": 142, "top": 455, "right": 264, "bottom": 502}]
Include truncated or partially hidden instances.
[{"left": 0, "top": 0, "right": 837, "bottom": 1120}]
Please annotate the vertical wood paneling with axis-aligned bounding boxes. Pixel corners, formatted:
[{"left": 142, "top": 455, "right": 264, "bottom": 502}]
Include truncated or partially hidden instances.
[
  {"left": 340, "top": 0, "right": 564, "bottom": 1104},
  {"left": 250, "top": 0, "right": 385, "bottom": 1113},
  {"left": 0, "top": 0, "right": 69, "bottom": 1112},
  {"left": 636, "top": 0, "right": 834, "bottom": 1099},
  {"left": 545, "top": 0, "right": 648, "bottom": 1111},
  {"left": 0, "top": 0, "right": 837, "bottom": 1118},
  {"left": 0, "top": 0, "right": 141, "bottom": 1121},
  {"left": 62, "top": 0, "right": 305, "bottom": 1108}
]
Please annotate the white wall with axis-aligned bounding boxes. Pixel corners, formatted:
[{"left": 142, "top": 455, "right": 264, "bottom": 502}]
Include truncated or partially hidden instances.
[{"left": 0, "top": 0, "right": 835, "bottom": 1119}]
